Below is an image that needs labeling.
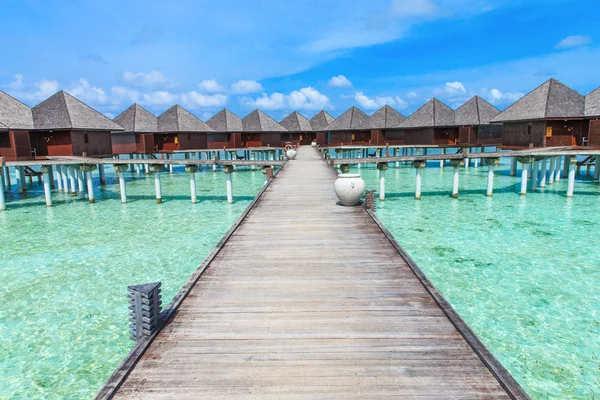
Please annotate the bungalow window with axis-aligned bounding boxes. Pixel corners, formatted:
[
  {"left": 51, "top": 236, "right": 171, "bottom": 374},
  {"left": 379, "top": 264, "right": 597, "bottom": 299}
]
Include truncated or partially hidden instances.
[
  {"left": 527, "top": 125, "right": 532, "bottom": 136},
  {"left": 84, "top": 133, "right": 88, "bottom": 144}
]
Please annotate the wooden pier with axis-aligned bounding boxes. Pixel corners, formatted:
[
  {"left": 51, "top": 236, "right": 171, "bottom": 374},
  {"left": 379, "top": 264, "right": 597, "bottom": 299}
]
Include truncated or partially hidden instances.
[{"left": 98, "top": 146, "right": 528, "bottom": 399}]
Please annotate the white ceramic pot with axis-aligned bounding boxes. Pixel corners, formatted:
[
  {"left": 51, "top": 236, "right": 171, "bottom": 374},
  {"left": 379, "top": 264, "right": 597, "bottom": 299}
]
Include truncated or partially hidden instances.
[
  {"left": 286, "top": 149, "right": 297, "bottom": 160},
  {"left": 334, "top": 173, "right": 365, "bottom": 206},
  {"left": 311, "top": 142, "right": 317, "bottom": 147}
]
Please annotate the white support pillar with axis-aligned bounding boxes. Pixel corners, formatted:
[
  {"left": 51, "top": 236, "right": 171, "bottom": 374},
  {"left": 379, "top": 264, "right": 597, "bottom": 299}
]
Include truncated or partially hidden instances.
[
  {"left": 519, "top": 158, "right": 531, "bottom": 195},
  {"left": 377, "top": 162, "right": 387, "bottom": 201},
  {"left": 555, "top": 157, "right": 562, "bottom": 182},
  {"left": 77, "top": 168, "right": 85, "bottom": 199},
  {"left": 69, "top": 167, "right": 77, "bottom": 195},
  {"left": 531, "top": 161, "right": 539, "bottom": 191},
  {"left": 563, "top": 155, "right": 569, "bottom": 178},
  {"left": 595, "top": 157, "right": 600, "bottom": 181},
  {"left": 148, "top": 165, "right": 164, "bottom": 204},
  {"left": 41, "top": 166, "right": 52, "bottom": 207},
  {"left": 413, "top": 161, "right": 426, "bottom": 200},
  {"left": 464, "top": 148, "right": 470, "bottom": 169},
  {"left": 82, "top": 165, "right": 96, "bottom": 203},
  {"left": 510, "top": 157, "right": 517, "bottom": 176},
  {"left": 251, "top": 150, "right": 255, "bottom": 170},
  {"left": 567, "top": 156, "right": 577, "bottom": 197},
  {"left": 473, "top": 157, "right": 479, "bottom": 168},
  {"left": 129, "top": 154, "right": 135, "bottom": 173},
  {"left": 54, "top": 165, "right": 62, "bottom": 191},
  {"left": 15, "top": 166, "right": 24, "bottom": 194},
  {"left": 4, "top": 166, "right": 11, "bottom": 191},
  {"left": 0, "top": 165, "right": 6, "bottom": 210},
  {"left": 213, "top": 152, "right": 218, "bottom": 172},
  {"left": 224, "top": 165, "right": 234, "bottom": 203},
  {"left": 61, "top": 165, "right": 69, "bottom": 193},
  {"left": 98, "top": 164, "right": 106, "bottom": 185},
  {"left": 450, "top": 160, "right": 463, "bottom": 198},
  {"left": 168, "top": 154, "right": 173, "bottom": 174},
  {"left": 186, "top": 165, "right": 198, "bottom": 204},
  {"left": 485, "top": 159, "right": 500, "bottom": 197},
  {"left": 440, "top": 148, "right": 446, "bottom": 169},
  {"left": 114, "top": 165, "right": 128, "bottom": 204},
  {"left": 539, "top": 158, "right": 547, "bottom": 188},
  {"left": 548, "top": 157, "right": 556, "bottom": 184}
]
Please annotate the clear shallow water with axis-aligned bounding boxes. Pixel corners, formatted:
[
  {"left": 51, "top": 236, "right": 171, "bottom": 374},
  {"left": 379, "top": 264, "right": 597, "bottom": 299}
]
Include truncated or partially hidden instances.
[
  {"left": 0, "top": 164, "right": 266, "bottom": 399},
  {"left": 350, "top": 158, "right": 600, "bottom": 399}
]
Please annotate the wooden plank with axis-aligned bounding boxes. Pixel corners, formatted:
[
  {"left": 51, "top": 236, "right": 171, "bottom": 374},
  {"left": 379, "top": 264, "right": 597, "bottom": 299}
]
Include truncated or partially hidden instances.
[{"left": 98, "top": 146, "right": 529, "bottom": 399}]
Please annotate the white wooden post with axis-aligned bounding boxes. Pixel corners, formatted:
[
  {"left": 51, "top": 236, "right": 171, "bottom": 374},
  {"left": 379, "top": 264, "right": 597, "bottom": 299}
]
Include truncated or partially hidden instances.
[
  {"left": 114, "top": 165, "right": 128, "bottom": 203},
  {"left": 377, "top": 162, "right": 387, "bottom": 201},
  {"left": 82, "top": 165, "right": 96, "bottom": 203},
  {"left": 562, "top": 155, "right": 569, "bottom": 178},
  {"left": 61, "top": 165, "right": 69, "bottom": 193},
  {"left": 413, "top": 161, "right": 426, "bottom": 200},
  {"left": 149, "top": 165, "right": 163, "bottom": 204},
  {"left": 69, "top": 166, "right": 77, "bottom": 196},
  {"left": 555, "top": 156, "right": 562, "bottom": 182},
  {"left": 548, "top": 157, "right": 555, "bottom": 184},
  {"left": 224, "top": 165, "right": 234, "bottom": 203},
  {"left": 98, "top": 164, "right": 106, "bottom": 185},
  {"left": 531, "top": 160, "right": 539, "bottom": 191},
  {"left": 77, "top": 168, "right": 85, "bottom": 199},
  {"left": 41, "top": 166, "right": 52, "bottom": 207},
  {"left": 450, "top": 159, "right": 463, "bottom": 198},
  {"left": 15, "top": 166, "right": 25, "bottom": 193},
  {"left": 518, "top": 157, "right": 531, "bottom": 196},
  {"left": 186, "top": 165, "right": 198, "bottom": 204},
  {"left": 4, "top": 166, "right": 11, "bottom": 191},
  {"left": 567, "top": 156, "right": 577, "bottom": 197},
  {"left": 510, "top": 157, "right": 517, "bottom": 176},
  {"left": 539, "top": 158, "right": 547, "bottom": 188},
  {"left": 485, "top": 158, "right": 499, "bottom": 197}
]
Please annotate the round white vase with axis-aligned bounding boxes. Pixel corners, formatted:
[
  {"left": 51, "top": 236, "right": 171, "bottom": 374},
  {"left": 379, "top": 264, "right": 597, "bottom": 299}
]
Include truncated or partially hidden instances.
[
  {"left": 286, "top": 149, "right": 297, "bottom": 160},
  {"left": 334, "top": 173, "right": 365, "bottom": 206},
  {"left": 311, "top": 142, "right": 317, "bottom": 147}
]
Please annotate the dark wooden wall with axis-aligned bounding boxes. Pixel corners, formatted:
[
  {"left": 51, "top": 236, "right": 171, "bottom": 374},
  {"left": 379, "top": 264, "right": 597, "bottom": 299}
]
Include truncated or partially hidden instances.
[
  {"left": 229, "top": 132, "right": 242, "bottom": 148},
  {"left": 433, "top": 128, "right": 457, "bottom": 145},
  {"left": 405, "top": 128, "right": 434, "bottom": 145},
  {"left": 329, "top": 132, "right": 352, "bottom": 146},
  {"left": 0, "top": 131, "right": 33, "bottom": 160},
  {"left": 384, "top": 129, "right": 405, "bottom": 145},
  {"left": 501, "top": 121, "right": 546, "bottom": 148},
  {"left": 458, "top": 127, "right": 475, "bottom": 145},
  {"left": 589, "top": 120, "right": 600, "bottom": 148},
  {"left": 136, "top": 134, "right": 155, "bottom": 154},
  {"left": 370, "top": 130, "right": 385, "bottom": 146},
  {"left": 0, "top": 131, "right": 12, "bottom": 159},
  {"left": 29, "top": 131, "right": 72, "bottom": 156},
  {"left": 72, "top": 131, "right": 113, "bottom": 156},
  {"left": 261, "top": 133, "right": 281, "bottom": 147},
  {"left": 242, "top": 133, "right": 262, "bottom": 148},
  {"left": 477, "top": 125, "right": 503, "bottom": 145},
  {"left": 207, "top": 133, "right": 228, "bottom": 149},
  {"left": 545, "top": 120, "right": 580, "bottom": 147},
  {"left": 316, "top": 132, "right": 325, "bottom": 146},
  {"left": 111, "top": 133, "right": 137, "bottom": 155},
  {"left": 178, "top": 132, "right": 207, "bottom": 150}
]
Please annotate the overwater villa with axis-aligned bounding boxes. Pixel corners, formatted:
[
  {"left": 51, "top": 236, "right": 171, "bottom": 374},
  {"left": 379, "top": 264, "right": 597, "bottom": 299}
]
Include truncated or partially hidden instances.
[
  {"left": 0, "top": 90, "right": 35, "bottom": 161},
  {"left": 31, "top": 91, "right": 123, "bottom": 158},
  {"left": 279, "top": 111, "right": 314, "bottom": 145},
  {"left": 112, "top": 103, "right": 157, "bottom": 155},
  {"left": 309, "top": 110, "right": 334, "bottom": 146},
  {"left": 241, "top": 109, "right": 287, "bottom": 147},
  {"left": 585, "top": 86, "right": 600, "bottom": 148},
  {"left": 490, "top": 78, "right": 586, "bottom": 148},
  {"left": 157, "top": 105, "right": 214, "bottom": 152},
  {"left": 396, "top": 98, "right": 457, "bottom": 145},
  {"left": 325, "top": 106, "right": 371, "bottom": 146},
  {"left": 454, "top": 96, "right": 502, "bottom": 146},
  {"left": 368, "top": 105, "right": 406, "bottom": 146},
  {"left": 205, "top": 108, "right": 244, "bottom": 149}
]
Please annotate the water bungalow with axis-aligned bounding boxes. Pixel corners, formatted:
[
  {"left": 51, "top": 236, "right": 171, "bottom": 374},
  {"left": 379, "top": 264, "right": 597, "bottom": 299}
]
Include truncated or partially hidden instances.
[
  {"left": 31, "top": 91, "right": 123, "bottom": 158},
  {"left": 368, "top": 105, "right": 406, "bottom": 146},
  {"left": 454, "top": 96, "right": 502, "bottom": 146},
  {"left": 206, "top": 108, "right": 243, "bottom": 149},
  {"left": 490, "top": 79, "right": 585, "bottom": 148},
  {"left": 279, "top": 111, "right": 314, "bottom": 145},
  {"left": 241, "top": 109, "right": 287, "bottom": 147},
  {"left": 0, "top": 90, "right": 35, "bottom": 161},
  {"left": 325, "top": 106, "right": 371, "bottom": 146},
  {"left": 157, "top": 105, "right": 214, "bottom": 151},
  {"left": 396, "top": 98, "right": 457, "bottom": 145},
  {"left": 113, "top": 104, "right": 157, "bottom": 155},
  {"left": 585, "top": 86, "right": 600, "bottom": 148},
  {"left": 309, "top": 110, "right": 334, "bottom": 146}
]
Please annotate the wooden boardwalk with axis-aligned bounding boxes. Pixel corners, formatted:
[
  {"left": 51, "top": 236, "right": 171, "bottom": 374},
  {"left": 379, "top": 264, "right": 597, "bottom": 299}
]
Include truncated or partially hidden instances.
[{"left": 102, "top": 146, "right": 528, "bottom": 399}]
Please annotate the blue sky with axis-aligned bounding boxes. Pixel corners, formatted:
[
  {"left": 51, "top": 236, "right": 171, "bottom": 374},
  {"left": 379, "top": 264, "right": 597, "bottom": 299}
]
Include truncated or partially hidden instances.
[{"left": 1, "top": 0, "right": 599, "bottom": 121}]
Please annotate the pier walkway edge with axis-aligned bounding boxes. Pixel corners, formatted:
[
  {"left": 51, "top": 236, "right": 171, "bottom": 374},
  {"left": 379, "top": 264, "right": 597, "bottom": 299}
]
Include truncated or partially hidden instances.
[{"left": 97, "top": 146, "right": 529, "bottom": 399}]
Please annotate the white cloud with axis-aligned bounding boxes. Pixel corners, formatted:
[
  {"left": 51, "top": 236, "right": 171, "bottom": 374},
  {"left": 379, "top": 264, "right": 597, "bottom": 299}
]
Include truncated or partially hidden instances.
[
  {"left": 15, "top": 79, "right": 59, "bottom": 103},
  {"left": 241, "top": 87, "right": 331, "bottom": 111},
  {"left": 122, "top": 71, "right": 169, "bottom": 87},
  {"left": 198, "top": 79, "right": 224, "bottom": 93},
  {"left": 407, "top": 91, "right": 418, "bottom": 99},
  {"left": 111, "top": 86, "right": 141, "bottom": 104},
  {"left": 5, "top": 74, "right": 24, "bottom": 90},
  {"left": 555, "top": 35, "right": 592, "bottom": 50},
  {"left": 231, "top": 80, "right": 263, "bottom": 94},
  {"left": 200, "top": 111, "right": 213, "bottom": 121},
  {"left": 181, "top": 91, "right": 228, "bottom": 108},
  {"left": 104, "top": 112, "right": 115, "bottom": 119},
  {"left": 288, "top": 87, "right": 331, "bottom": 110},
  {"left": 68, "top": 79, "right": 108, "bottom": 104},
  {"left": 354, "top": 92, "right": 408, "bottom": 110},
  {"left": 444, "top": 81, "right": 466, "bottom": 94},
  {"left": 141, "top": 91, "right": 178, "bottom": 105},
  {"left": 328, "top": 75, "right": 353, "bottom": 88},
  {"left": 485, "top": 88, "right": 524, "bottom": 105},
  {"left": 390, "top": 0, "right": 438, "bottom": 17}
]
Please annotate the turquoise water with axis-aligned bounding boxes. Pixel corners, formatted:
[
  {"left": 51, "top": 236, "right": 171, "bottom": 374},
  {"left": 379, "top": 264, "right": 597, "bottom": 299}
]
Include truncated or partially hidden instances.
[
  {"left": 0, "top": 163, "right": 266, "bottom": 399},
  {"left": 349, "top": 157, "right": 600, "bottom": 399}
]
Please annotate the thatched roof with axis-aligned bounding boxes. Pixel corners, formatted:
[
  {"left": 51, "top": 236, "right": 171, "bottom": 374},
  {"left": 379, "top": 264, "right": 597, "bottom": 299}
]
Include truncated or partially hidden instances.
[
  {"left": 158, "top": 105, "right": 214, "bottom": 132},
  {"left": 206, "top": 108, "right": 243, "bottom": 132},
  {"left": 309, "top": 110, "right": 334, "bottom": 131},
  {"left": 455, "top": 96, "right": 500, "bottom": 126},
  {"left": 0, "top": 121, "right": 7, "bottom": 131},
  {"left": 0, "top": 90, "right": 34, "bottom": 130},
  {"left": 279, "top": 111, "right": 312, "bottom": 132},
  {"left": 585, "top": 86, "right": 600, "bottom": 117},
  {"left": 369, "top": 105, "right": 405, "bottom": 129},
  {"left": 113, "top": 104, "right": 157, "bottom": 133},
  {"left": 397, "top": 98, "right": 455, "bottom": 128},
  {"left": 242, "top": 110, "right": 287, "bottom": 132},
  {"left": 490, "top": 79, "right": 584, "bottom": 123},
  {"left": 33, "top": 91, "right": 123, "bottom": 131},
  {"left": 325, "top": 107, "right": 370, "bottom": 131}
]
